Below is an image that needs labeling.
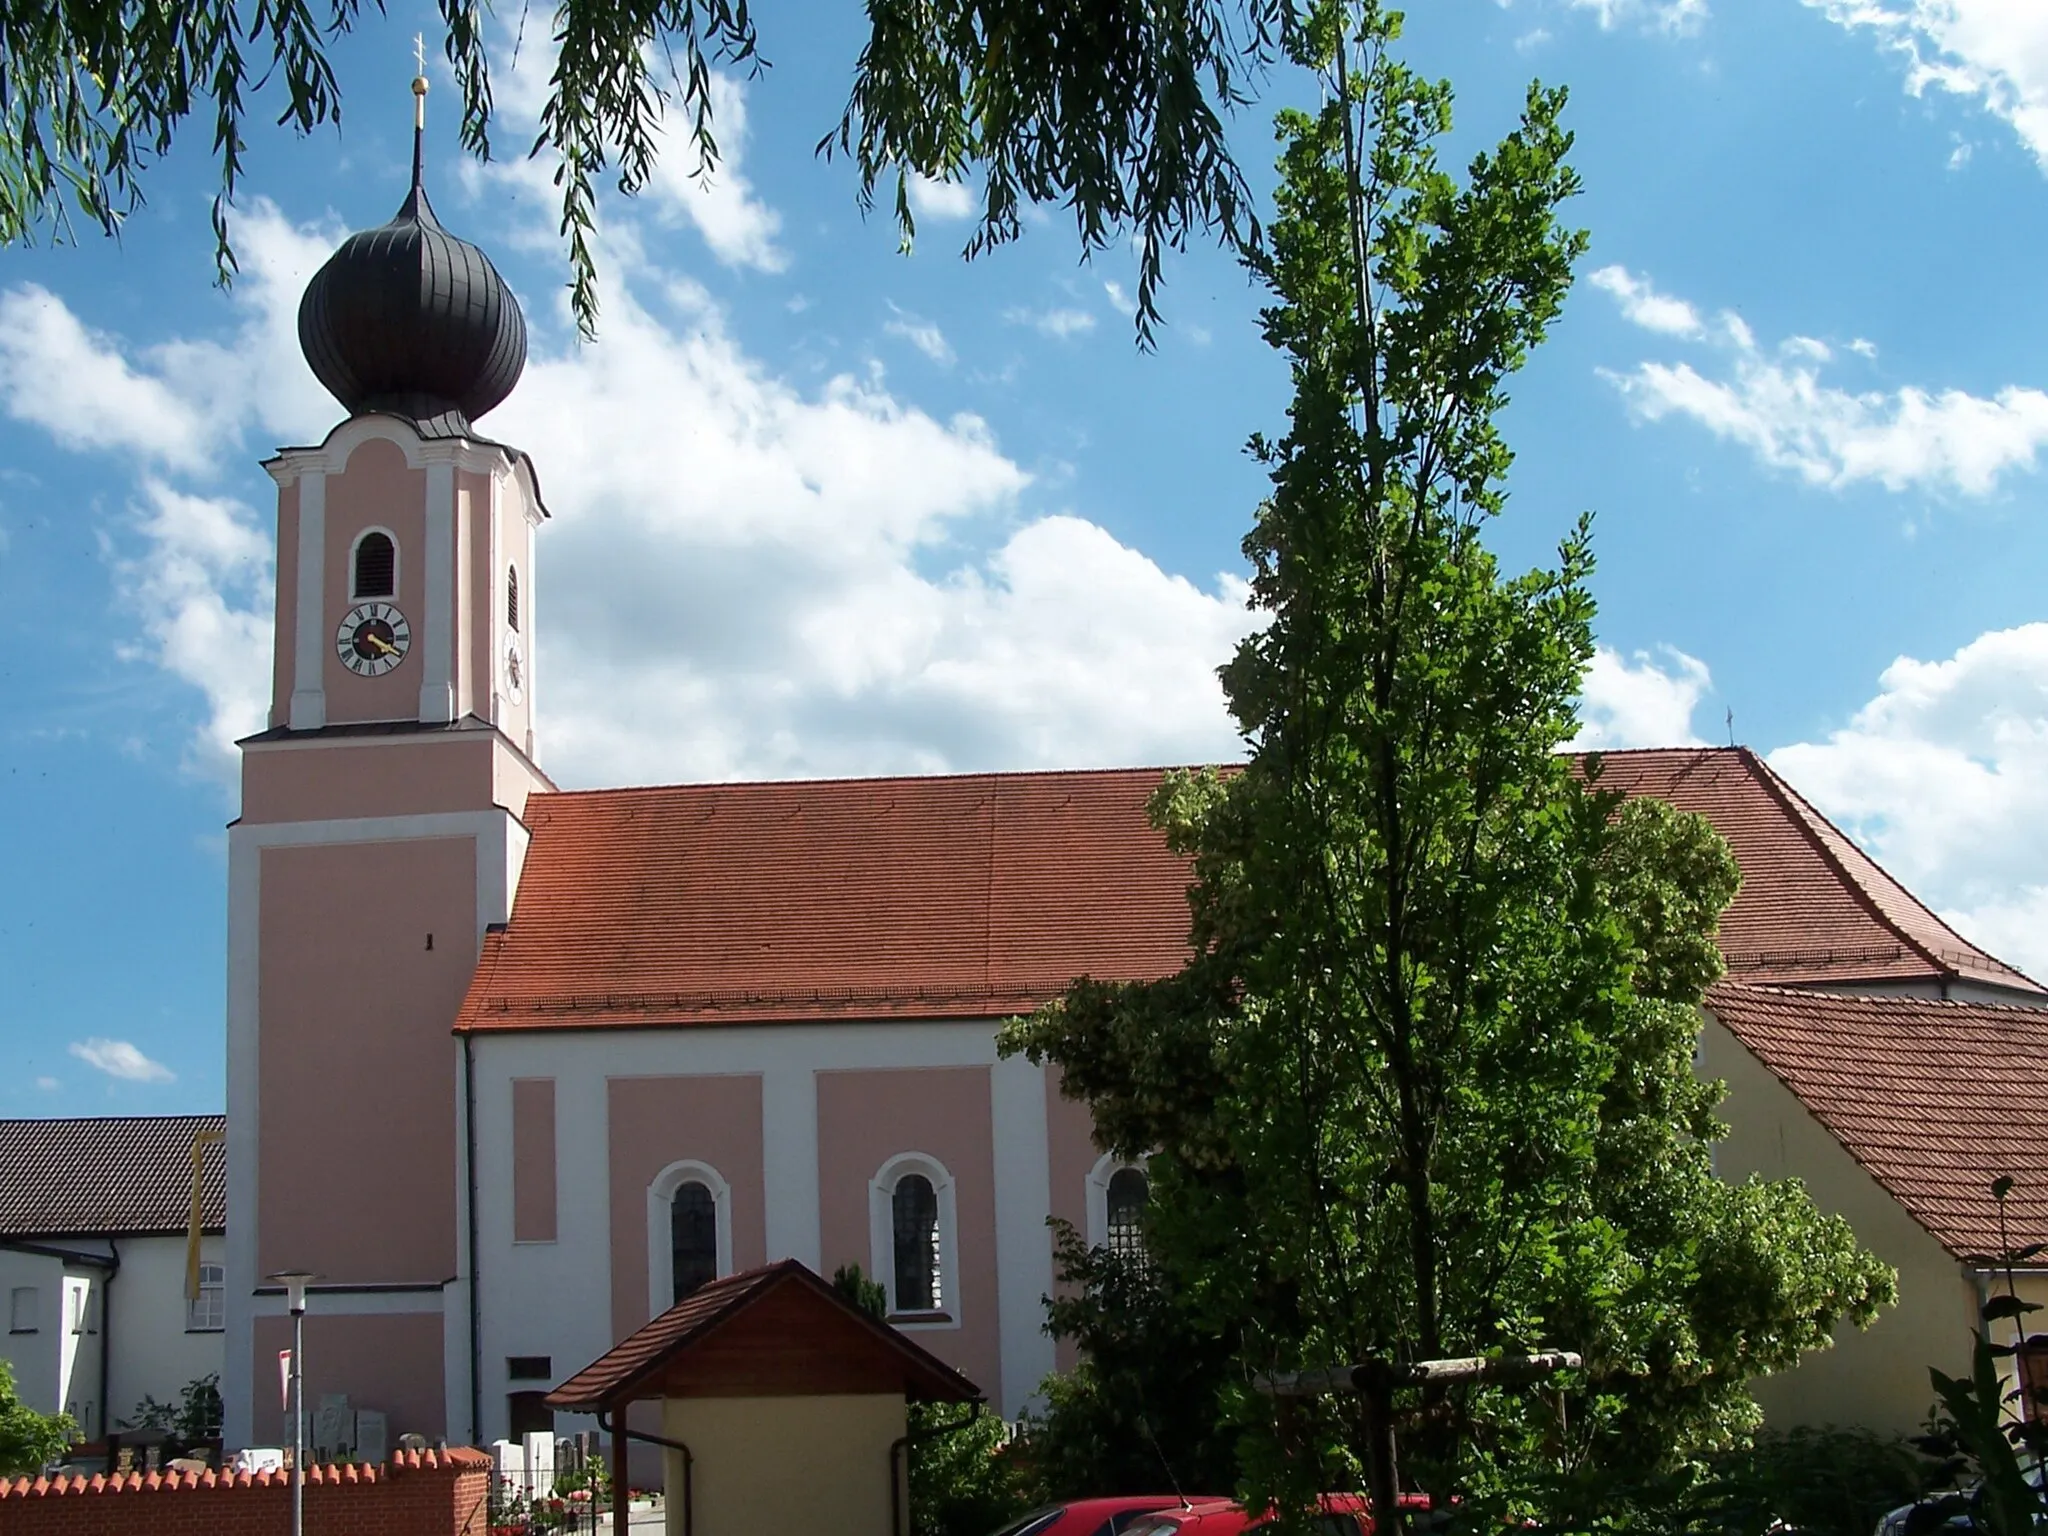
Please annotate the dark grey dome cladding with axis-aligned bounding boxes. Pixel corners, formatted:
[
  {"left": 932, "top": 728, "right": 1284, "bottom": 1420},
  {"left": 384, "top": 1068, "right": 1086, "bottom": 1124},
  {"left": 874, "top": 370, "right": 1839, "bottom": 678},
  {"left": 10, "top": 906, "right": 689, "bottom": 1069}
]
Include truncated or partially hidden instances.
[{"left": 298, "top": 180, "right": 527, "bottom": 433}]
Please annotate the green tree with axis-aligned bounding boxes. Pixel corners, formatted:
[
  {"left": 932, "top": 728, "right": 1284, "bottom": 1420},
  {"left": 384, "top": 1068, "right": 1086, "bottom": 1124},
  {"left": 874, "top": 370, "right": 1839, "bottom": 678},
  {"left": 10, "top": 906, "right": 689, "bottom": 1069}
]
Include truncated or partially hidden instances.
[
  {"left": 1002, "top": 6, "right": 1890, "bottom": 1528},
  {"left": 1019, "top": 1223, "right": 1239, "bottom": 1501},
  {"left": 0, "top": 1359, "right": 73, "bottom": 1477},
  {"left": 2, "top": 0, "right": 1293, "bottom": 334}
]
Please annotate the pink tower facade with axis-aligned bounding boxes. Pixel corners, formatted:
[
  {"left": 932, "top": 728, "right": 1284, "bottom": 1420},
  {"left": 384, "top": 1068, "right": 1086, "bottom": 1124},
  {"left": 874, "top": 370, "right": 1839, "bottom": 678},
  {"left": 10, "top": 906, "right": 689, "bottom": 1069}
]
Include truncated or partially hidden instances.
[{"left": 224, "top": 414, "right": 550, "bottom": 1449}]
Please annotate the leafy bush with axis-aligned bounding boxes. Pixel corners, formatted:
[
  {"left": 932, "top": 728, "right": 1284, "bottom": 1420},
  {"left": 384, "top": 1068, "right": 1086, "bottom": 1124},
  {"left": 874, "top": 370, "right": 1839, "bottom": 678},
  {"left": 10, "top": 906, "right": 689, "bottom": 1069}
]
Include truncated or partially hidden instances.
[
  {"left": 0, "top": 1359, "right": 74, "bottom": 1476},
  {"left": 123, "top": 1372, "right": 223, "bottom": 1444}
]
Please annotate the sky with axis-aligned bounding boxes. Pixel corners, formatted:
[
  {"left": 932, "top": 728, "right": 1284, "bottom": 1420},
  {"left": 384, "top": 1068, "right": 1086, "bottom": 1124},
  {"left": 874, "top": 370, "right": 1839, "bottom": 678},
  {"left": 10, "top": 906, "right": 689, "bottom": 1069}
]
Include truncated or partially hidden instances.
[{"left": 3, "top": 0, "right": 2047, "bottom": 1115}]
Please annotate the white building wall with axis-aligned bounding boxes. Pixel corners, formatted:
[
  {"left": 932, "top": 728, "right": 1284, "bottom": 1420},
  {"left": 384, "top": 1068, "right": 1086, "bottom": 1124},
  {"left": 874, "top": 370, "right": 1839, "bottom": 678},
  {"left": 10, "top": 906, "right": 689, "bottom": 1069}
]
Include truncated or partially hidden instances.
[
  {"left": 106, "top": 1235, "right": 227, "bottom": 1432},
  {"left": 57, "top": 1270, "right": 104, "bottom": 1436},
  {"left": 0, "top": 1249, "right": 65, "bottom": 1418}
]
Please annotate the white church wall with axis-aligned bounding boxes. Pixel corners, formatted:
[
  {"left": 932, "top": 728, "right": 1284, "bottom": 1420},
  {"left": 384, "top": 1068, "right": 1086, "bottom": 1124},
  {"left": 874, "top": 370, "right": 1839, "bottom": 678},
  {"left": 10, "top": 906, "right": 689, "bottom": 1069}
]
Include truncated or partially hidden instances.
[{"left": 466, "top": 1017, "right": 1061, "bottom": 1426}]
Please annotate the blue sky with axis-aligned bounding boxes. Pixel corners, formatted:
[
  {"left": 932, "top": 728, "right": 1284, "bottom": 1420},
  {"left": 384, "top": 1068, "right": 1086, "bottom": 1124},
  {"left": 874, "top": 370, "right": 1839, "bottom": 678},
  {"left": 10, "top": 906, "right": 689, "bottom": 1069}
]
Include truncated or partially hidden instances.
[{"left": 3, "top": 0, "right": 2046, "bottom": 1115}]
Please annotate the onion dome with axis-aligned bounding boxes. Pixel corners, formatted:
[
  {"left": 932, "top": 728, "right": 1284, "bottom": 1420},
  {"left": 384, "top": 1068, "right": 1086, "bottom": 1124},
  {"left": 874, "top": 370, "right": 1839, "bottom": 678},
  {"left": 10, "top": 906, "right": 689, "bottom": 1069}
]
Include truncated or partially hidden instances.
[{"left": 297, "top": 81, "right": 526, "bottom": 436}]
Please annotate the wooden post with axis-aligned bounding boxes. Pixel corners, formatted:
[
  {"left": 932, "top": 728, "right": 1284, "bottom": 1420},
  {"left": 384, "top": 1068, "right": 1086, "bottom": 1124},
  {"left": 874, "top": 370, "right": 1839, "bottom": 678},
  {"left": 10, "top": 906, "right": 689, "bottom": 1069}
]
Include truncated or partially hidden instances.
[
  {"left": 1360, "top": 1366, "right": 1402, "bottom": 1536},
  {"left": 613, "top": 1419, "right": 629, "bottom": 1534}
]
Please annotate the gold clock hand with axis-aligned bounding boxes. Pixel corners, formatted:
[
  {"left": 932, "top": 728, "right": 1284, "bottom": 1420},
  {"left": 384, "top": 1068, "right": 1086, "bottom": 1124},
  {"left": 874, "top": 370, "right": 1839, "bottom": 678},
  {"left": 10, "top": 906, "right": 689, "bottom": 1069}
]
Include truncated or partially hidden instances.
[{"left": 365, "top": 632, "right": 398, "bottom": 657}]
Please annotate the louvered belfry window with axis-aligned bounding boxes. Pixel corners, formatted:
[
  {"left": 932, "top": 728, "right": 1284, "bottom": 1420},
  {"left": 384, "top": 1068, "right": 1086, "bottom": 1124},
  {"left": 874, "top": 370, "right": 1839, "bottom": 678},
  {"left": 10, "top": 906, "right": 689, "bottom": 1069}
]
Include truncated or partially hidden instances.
[
  {"left": 354, "top": 533, "right": 395, "bottom": 598},
  {"left": 1106, "top": 1167, "right": 1149, "bottom": 1260},
  {"left": 507, "top": 566, "right": 519, "bottom": 631},
  {"left": 670, "top": 1182, "right": 718, "bottom": 1302},
  {"left": 891, "top": 1174, "right": 941, "bottom": 1312}
]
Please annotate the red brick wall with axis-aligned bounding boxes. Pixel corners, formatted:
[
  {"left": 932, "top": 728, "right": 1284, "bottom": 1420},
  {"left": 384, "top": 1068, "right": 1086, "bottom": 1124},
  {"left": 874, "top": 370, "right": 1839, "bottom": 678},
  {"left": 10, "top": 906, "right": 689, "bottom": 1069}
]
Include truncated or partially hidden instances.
[{"left": 0, "top": 1447, "right": 492, "bottom": 1536}]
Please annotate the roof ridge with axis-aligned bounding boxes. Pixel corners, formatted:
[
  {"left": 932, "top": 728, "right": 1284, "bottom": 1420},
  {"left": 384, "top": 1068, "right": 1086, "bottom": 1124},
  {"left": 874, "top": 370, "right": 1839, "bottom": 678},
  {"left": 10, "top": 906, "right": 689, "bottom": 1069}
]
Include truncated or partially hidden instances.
[
  {"left": 1743, "top": 748, "right": 2040, "bottom": 991},
  {"left": 0, "top": 1113, "right": 225, "bottom": 1128},
  {"left": 1710, "top": 979, "right": 2048, "bottom": 1018},
  {"left": 530, "top": 763, "right": 1196, "bottom": 802}
]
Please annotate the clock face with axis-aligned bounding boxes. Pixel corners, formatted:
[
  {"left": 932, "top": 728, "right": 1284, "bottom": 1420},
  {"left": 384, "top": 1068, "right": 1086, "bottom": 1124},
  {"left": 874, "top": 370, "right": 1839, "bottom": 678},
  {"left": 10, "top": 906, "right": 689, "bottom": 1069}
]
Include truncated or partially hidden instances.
[
  {"left": 503, "top": 636, "right": 525, "bottom": 703},
  {"left": 335, "top": 601, "right": 412, "bottom": 676}
]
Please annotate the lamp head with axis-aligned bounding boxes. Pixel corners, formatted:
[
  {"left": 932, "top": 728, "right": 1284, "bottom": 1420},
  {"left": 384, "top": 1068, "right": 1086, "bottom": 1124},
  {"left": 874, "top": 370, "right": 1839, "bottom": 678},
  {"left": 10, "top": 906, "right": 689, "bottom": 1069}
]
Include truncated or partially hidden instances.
[{"left": 268, "top": 1270, "right": 319, "bottom": 1315}]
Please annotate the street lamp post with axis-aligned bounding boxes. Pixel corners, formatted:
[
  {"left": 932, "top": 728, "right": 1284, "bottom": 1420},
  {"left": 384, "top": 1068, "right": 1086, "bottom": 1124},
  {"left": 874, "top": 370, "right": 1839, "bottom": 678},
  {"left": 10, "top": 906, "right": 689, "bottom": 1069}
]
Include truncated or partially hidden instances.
[{"left": 268, "top": 1271, "right": 317, "bottom": 1536}]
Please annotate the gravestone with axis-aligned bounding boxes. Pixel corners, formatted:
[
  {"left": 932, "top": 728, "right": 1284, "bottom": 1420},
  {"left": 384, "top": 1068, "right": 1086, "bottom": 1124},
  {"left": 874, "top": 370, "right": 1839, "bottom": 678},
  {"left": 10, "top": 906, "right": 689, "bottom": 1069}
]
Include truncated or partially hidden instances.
[
  {"left": 353, "top": 1408, "right": 387, "bottom": 1466},
  {"left": 521, "top": 1431, "right": 555, "bottom": 1499},
  {"left": 313, "top": 1394, "right": 352, "bottom": 1461}
]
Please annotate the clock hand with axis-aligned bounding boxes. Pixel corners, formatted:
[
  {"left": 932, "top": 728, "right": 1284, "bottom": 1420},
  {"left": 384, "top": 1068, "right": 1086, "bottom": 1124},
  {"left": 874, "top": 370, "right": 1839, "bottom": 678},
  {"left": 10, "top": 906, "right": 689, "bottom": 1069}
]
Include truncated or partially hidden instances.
[{"left": 364, "top": 632, "right": 398, "bottom": 657}]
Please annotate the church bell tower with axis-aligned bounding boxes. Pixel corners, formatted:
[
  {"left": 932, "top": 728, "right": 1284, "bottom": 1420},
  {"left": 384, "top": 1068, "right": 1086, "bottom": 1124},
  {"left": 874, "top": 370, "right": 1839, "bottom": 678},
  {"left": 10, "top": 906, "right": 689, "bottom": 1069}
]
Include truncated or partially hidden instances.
[{"left": 222, "top": 68, "right": 552, "bottom": 1452}]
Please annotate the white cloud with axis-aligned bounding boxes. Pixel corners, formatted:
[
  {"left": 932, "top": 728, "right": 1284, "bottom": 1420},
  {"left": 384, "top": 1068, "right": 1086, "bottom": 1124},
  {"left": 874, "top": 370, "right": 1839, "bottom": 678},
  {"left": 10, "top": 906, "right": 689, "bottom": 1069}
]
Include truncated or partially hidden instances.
[
  {"left": 1770, "top": 622, "right": 2048, "bottom": 980},
  {"left": 0, "top": 208, "right": 341, "bottom": 481},
  {"left": 1568, "top": 0, "right": 1709, "bottom": 35},
  {"left": 1806, "top": 0, "right": 2048, "bottom": 170},
  {"left": 646, "top": 73, "right": 788, "bottom": 273},
  {"left": 1589, "top": 264, "right": 1705, "bottom": 337},
  {"left": 0, "top": 287, "right": 224, "bottom": 471},
  {"left": 1573, "top": 644, "right": 1713, "bottom": 750},
  {"left": 1007, "top": 306, "right": 1098, "bottom": 341},
  {"left": 112, "top": 483, "right": 275, "bottom": 779},
  {"left": 490, "top": 277, "right": 1251, "bottom": 786},
  {"left": 35, "top": 1077, "right": 58, "bottom": 1092},
  {"left": 884, "top": 307, "right": 954, "bottom": 365},
  {"left": 13, "top": 198, "right": 1253, "bottom": 792},
  {"left": 1103, "top": 281, "right": 1136, "bottom": 318},
  {"left": 1596, "top": 274, "right": 2048, "bottom": 495},
  {"left": 69, "top": 1038, "right": 176, "bottom": 1083},
  {"left": 906, "top": 173, "right": 976, "bottom": 222}
]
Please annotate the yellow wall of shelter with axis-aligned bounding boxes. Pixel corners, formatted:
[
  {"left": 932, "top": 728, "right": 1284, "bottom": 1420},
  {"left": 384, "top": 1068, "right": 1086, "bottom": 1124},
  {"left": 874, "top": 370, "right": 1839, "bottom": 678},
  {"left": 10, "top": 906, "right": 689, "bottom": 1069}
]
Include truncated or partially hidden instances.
[{"left": 661, "top": 1392, "right": 909, "bottom": 1536}]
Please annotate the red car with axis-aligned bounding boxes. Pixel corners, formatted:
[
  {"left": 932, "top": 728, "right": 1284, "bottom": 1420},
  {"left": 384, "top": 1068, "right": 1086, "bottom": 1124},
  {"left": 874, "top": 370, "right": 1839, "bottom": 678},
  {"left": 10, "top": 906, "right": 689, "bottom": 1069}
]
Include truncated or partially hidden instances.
[
  {"left": 991, "top": 1496, "right": 1229, "bottom": 1536},
  {"left": 1120, "top": 1492, "right": 1432, "bottom": 1534}
]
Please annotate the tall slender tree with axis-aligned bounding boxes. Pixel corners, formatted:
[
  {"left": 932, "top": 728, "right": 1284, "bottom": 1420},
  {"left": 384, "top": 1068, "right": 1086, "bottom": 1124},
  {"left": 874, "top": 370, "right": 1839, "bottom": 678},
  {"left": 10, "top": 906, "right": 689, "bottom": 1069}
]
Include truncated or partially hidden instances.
[{"left": 1004, "top": 5, "right": 1891, "bottom": 1528}]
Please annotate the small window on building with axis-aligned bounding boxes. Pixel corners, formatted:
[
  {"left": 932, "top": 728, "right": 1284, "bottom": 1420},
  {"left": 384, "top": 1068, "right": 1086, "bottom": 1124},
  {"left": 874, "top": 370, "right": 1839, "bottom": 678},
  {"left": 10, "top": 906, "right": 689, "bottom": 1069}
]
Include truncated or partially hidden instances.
[
  {"left": 353, "top": 532, "right": 395, "bottom": 599},
  {"left": 671, "top": 1181, "right": 719, "bottom": 1303},
  {"left": 506, "top": 566, "right": 520, "bottom": 632},
  {"left": 8, "top": 1287, "right": 36, "bottom": 1334},
  {"left": 186, "top": 1263, "right": 224, "bottom": 1332},
  {"left": 1105, "top": 1167, "right": 1149, "bottom": 1260},
  {"left": 507, "top": 1355, "right": 552, "bottom": 1381},
  {"left": 892, "top": 1174, "right": 942, "bottom": 1313},
  {"left": 68, "top": 1283, "right": 95, "bottom": 1335},
  {"left": 507, "top": 1391, "right": 554, "bottom": 1440}
]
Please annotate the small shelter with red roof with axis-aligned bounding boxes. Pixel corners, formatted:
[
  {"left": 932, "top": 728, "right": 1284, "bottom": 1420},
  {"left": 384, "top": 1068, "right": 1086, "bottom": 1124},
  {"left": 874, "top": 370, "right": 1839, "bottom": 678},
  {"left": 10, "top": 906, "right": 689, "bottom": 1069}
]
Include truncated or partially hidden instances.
[{"left": 545, "top": 1260, "right": 979, "bottom": 1536}]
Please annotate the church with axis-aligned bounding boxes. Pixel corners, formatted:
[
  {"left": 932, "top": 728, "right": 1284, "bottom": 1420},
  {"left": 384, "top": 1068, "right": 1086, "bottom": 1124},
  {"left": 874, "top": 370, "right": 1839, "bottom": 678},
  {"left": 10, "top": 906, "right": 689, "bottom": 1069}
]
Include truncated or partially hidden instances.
[{"left": 220, "top": 95, "right": 2048, "bottom": 1455}]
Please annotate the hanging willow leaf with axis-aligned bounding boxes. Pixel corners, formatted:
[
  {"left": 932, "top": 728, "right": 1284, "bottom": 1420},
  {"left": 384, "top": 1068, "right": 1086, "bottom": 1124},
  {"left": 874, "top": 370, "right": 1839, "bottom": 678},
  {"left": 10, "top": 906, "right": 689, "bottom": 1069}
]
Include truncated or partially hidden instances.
[{"left": 0, "top": 0, "right": 1289, "bottom": 337}]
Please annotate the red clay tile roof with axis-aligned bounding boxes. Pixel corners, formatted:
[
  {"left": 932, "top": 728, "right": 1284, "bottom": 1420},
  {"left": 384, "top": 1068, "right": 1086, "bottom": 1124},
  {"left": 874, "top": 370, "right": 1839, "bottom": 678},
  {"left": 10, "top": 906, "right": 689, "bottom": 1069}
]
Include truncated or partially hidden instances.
[
  {"left": 0, "top": 1115, "right": 225, "bottom": 1237},
  {"left": 458, "top": 767, "right": 1197, "bottom": 1030},
  {"left": 546, "top": 1259, "right": 980, "bottom": 1408},
  {"left": 1592, "top": 748, "right": 2038, "bottom": 994},
  {"left": 456, "top": 750, "right": 2036, "bottom": 1033},
  {"left": 1706, "top": 982, "right": 2048, "bottom": 1258}
]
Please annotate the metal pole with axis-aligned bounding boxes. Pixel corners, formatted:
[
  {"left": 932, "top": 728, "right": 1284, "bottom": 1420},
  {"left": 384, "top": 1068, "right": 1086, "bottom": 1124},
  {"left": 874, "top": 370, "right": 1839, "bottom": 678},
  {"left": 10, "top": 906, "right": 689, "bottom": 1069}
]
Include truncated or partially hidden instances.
[
  {"left": 268, "top": 1271, "right": 316, "bottom": 1536},
  {"left": 291, "top": 1299, "right": 305, "bottom": 1536}
]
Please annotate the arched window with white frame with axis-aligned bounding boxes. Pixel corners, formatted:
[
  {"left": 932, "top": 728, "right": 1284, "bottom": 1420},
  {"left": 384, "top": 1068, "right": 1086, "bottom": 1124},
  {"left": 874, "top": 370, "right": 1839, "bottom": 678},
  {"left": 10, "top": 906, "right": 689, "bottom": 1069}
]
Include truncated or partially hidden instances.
[
  {"left": 506, "top": 564, "right": 520, "bottom": 632},
  {"left": 869, "top": 1152, "right": 959, "bottom": 1327},
  {"left": 1087, "top": 1152, "right": 1152, "bottom": 1261},
  {"left": 646, "top": 1160, "right": 732, "bottom": 1316},
  {"left": 351, "top": 528, "right": 397, "bottom": 599}
]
